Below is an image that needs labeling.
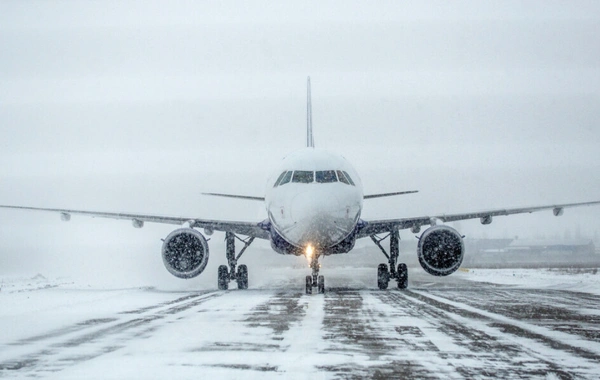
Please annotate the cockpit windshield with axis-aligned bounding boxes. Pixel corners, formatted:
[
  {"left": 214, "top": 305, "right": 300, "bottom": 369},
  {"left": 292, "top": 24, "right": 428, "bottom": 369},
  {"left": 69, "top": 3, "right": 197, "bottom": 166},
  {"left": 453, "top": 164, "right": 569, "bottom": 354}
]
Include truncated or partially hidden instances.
[
  {"left": 273, "top": 170, "right": 355, "bottom": 187},
  {"left": 292, "top": 171, "right": 314, "bottom": 183},
  {"left": 337, "top": 170, "right": 349, "bottom": 185},
  {"left": 342, "top": 171, "right": 355, "bottom": 186},
  {"left": 273, "top": 171, "right": 287, "bottom": 187},
  {"left": 279, "top": 171, "right": 292, "bottom": 186},
  {"left": 316, "top": 170, "right": 337, "bottom": 183}
]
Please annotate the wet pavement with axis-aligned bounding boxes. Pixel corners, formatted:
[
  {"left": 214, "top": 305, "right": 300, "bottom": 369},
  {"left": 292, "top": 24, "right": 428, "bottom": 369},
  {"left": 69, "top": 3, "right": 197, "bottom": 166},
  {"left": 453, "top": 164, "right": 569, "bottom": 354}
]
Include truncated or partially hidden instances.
[{"left": 1, "top": 269, "right": 599, "bottom": 379}]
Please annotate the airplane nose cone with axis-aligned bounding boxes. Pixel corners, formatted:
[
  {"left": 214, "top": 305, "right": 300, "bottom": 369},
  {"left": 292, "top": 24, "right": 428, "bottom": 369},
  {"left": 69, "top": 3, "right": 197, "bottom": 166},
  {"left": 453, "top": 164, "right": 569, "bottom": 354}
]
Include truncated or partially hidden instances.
[
  {"left": 290, "top": 191, "right": 341, "bottom": 220},
  {"left": 288, "top": 191, "right": 355, "bottom": 248}
]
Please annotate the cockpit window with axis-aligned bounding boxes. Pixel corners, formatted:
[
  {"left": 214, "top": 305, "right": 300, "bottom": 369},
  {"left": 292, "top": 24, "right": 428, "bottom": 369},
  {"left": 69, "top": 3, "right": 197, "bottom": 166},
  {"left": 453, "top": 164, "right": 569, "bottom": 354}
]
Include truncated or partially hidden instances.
[
  {"left": 337, "top": 170, "right": 350, "bottom": 185},
  {"left": 336, "top": 170, "right": 355, "bottom": 186},
  {"left": 279, "top": 171, "right": 293, "bottom": 186},
  {"left": 292, "top": 171, "right": 314, "bottom": 183},
  {"left": 343, "top": 171, "right": 356, "bottom": 186},
  {"left": 316, "top": 170, "right": 337, "bottom": 183},
  {"left": 273, "top": 171, "right": 287, "bottom": 187}
]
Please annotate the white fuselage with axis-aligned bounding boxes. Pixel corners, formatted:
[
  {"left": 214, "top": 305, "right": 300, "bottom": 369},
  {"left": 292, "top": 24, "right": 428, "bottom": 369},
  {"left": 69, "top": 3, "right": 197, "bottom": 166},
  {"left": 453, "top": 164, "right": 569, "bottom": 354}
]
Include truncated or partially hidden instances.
[{"left": 265, "top": 148, "right": 363, "bottom": 252}]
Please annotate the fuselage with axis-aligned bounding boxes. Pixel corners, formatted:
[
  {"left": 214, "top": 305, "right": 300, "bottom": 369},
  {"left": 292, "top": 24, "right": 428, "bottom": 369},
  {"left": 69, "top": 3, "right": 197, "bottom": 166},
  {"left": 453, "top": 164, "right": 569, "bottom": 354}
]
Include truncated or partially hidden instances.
[{"left": 265, "top": 148, "right": 363, "bottom": 254}]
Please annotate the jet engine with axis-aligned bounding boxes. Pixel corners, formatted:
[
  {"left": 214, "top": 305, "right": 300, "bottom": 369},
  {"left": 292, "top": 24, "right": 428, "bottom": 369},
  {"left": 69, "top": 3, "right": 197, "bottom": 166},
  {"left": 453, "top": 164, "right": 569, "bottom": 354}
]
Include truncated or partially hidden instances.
[
  {"left": 417, "top": 225, "right": 464, "bottom": 276},
  {"left": 162, "top": 228, "right": 209, "bottom": 279}
]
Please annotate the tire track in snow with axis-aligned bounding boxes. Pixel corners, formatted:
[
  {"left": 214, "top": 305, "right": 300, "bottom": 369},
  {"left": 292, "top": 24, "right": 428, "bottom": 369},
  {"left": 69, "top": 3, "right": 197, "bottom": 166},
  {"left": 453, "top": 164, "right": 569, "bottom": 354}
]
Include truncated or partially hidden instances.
[
  {"left": 0, "top": 290, "right": 220, "bottom": 375},
  {"left": 407, "top": 290, "right": 600, "bottom": 360},
  {"left": 316, "top": 290, "right": 447, "bottom": 379},
  {"left": 244, "top": 290, "right": 306, "bottom": 338},
  {"left": 379, "top": 291, "right": 574, "bottom": 378},
  {"left": 425, "top": 287, "right": 600, "bottom": 342},
  {"left": 277, "top": 292, "right": 326, "bottom": 376},
  {"left": 187, "top": 290, "right": 306, "bottom": 374},
  {"left": 2, "top": 292, "right": 211, "bottom": 350},
  {"left": 384, "top": 289, "right": 600, "bottom": 379}
]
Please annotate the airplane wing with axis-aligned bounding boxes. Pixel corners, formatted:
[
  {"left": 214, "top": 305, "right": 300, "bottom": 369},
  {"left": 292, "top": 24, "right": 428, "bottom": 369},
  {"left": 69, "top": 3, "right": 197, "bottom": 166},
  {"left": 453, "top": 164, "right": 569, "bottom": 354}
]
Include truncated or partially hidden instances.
[
  {"left": 0, "top": 205, "right": 270, "bottom": 239},
  {"left": 202, "top": 193, "right": 265, "bottom": 201},
  {"left": 363, "top": 190, "right": 418, "bottom": 199},
  {"left": 357, "top": 200, "right": 600, "bottom": 237},
  {"left": 204, "top": 190, "right": 420, "bottom": 201}
]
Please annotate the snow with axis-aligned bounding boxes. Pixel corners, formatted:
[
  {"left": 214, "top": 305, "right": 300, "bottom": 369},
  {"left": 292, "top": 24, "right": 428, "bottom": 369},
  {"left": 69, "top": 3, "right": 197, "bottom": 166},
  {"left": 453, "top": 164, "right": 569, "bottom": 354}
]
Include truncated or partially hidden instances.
[
  {"left": 456, "top": 268, "right": 600, "bottom": 295},
  {"left": 2, "top": 267, "right": 600, "bottom": 378}
]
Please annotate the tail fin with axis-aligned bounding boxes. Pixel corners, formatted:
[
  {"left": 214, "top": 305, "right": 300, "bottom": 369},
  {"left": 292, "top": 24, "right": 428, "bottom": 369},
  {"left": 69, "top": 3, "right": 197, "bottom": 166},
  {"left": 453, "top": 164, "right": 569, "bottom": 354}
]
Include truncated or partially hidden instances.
[{"left": 306, "top": 76, "right": 314, "bottom": 148}]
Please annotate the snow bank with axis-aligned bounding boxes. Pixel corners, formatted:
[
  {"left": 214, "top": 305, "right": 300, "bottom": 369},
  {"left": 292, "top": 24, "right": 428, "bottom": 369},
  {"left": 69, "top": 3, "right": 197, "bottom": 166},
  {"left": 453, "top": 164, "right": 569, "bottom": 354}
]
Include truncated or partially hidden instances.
[{"left": 456, "top": 268, "right": 600, "bottom": 296}]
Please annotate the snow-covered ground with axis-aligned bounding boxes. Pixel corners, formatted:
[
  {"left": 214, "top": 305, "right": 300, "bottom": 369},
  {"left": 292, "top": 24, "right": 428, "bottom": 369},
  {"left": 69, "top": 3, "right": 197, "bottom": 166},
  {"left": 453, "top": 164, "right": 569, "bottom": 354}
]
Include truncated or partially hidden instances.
[
  {"left": 456, "top": 267, "right": 600, "bottom": 296},
  {"left": 2, "top": 267, "right": 600, "bottom": 379}
]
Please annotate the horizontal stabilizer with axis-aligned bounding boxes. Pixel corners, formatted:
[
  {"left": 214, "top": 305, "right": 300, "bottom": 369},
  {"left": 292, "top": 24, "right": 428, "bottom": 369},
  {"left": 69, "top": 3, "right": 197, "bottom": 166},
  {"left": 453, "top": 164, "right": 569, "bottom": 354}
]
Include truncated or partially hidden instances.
[
  {"left": 202, "top": 193, "right": 265, "bottom": 201},
  {"left": 364, "top": 190, "right": 419, "bottom": 200}
]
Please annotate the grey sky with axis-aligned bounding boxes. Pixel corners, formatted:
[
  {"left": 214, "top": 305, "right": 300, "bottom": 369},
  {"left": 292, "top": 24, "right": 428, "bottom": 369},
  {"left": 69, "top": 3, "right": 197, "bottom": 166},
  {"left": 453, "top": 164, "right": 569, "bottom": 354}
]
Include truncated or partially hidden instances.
[{"left": 1, "top": 1, "right": 599, "bottom": 278}]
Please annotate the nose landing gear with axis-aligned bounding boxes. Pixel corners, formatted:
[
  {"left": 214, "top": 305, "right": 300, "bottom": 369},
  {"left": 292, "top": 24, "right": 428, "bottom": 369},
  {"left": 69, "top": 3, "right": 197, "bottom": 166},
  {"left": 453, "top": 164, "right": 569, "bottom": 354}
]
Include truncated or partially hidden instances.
[{"left": 305, "top": 251, "right": 325, "bottom": 294}]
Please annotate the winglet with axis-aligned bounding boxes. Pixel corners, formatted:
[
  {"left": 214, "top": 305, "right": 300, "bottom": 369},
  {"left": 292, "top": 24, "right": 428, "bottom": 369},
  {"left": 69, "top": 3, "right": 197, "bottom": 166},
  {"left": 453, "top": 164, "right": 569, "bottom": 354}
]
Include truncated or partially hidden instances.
[{"left": 307, "top": 76, "right": 314, "bottom": 148}]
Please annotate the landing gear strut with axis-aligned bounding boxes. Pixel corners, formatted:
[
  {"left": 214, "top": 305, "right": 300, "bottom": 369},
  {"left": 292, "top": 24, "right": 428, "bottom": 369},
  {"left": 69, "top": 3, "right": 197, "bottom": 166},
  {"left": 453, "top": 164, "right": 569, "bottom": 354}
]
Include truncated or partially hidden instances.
[
  {"left": 305, "top": 251, "right": 325, "bottom": 295},
  {"left": 371, "top": 229, "right": 408, "bottom": 290},
  {"left": 217, "top": 232, "right": 254, "bottom": 290}
]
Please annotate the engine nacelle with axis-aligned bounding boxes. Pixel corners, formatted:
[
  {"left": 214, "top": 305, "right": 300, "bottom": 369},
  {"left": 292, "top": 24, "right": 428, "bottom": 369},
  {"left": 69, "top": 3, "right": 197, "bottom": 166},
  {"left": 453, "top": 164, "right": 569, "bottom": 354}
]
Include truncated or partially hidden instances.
[
  {"left": 162, "top": 228, "right": 209, "bottom": 279},
  {"left": 417, "top": 225, "right": 464, "bottom": 277}
]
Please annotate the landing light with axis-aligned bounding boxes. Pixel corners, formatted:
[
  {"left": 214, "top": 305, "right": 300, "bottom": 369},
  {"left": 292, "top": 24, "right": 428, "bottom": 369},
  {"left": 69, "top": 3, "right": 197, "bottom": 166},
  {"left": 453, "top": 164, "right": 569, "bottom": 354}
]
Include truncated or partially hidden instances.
[{"left": 305, "top": 245, "right": 314, "bottom": 266}]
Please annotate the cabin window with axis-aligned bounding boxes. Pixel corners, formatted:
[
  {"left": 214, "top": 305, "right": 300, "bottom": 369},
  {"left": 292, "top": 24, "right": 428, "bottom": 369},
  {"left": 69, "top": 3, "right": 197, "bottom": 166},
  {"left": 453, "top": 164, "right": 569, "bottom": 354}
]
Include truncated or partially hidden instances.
[
  {"left": 292, "top": 171, "right": 314, "bottom": 183},
  {"left": 273, "top": 171, "right": 287, "bottom": 187},
  {"left": 279, "top": 170, "right": 293, "bottom": 186},
  {"left": 316, "top": 170, "right": 337, "bottom": 183}
]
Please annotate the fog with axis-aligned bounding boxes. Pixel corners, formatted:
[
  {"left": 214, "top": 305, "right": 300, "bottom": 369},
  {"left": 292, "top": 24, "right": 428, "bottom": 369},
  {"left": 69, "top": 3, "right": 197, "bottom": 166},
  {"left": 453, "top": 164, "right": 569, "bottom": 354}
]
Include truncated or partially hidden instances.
[{"left": 1, "top": 1, "right": 599, "bottom": 285}]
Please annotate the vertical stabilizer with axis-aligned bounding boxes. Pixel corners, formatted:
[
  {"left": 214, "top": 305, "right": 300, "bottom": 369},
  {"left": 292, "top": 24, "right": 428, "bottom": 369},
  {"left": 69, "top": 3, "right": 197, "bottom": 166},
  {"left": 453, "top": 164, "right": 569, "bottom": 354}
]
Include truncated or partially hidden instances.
[{"left": 306, "top": 76, "right": 314, "bottom": 148}]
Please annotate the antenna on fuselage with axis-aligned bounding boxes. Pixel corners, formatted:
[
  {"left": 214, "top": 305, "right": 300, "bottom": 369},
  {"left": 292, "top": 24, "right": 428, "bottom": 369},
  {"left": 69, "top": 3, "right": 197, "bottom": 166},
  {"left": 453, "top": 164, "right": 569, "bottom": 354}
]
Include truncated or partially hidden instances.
[{"left": 307, "top": 76, "right": 314, "bottom": 148}]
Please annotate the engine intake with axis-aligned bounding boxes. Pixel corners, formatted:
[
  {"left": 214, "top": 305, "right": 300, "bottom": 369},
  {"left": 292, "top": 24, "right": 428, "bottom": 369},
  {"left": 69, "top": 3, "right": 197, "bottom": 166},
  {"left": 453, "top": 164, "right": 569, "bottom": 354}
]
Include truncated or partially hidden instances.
[
  {"left": 417, "top": 225, "right": 464, "bottom": 276},
  {"left": 162, "top": 228, "right": 209, "bottom": 279}
]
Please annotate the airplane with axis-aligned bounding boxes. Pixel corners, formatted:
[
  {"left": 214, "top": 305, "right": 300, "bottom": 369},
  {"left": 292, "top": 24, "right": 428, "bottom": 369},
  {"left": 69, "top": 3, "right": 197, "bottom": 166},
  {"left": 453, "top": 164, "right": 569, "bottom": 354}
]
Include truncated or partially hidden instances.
[{"left": 2, "top": 77, "right": 600, "bottom": 295}]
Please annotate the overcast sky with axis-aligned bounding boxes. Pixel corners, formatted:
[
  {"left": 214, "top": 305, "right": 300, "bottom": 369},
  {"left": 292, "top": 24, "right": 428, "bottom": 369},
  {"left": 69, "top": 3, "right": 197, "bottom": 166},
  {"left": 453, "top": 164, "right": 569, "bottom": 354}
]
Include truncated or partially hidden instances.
[{"left": 1, "top": 1, "right": 599, "bottom": 279}]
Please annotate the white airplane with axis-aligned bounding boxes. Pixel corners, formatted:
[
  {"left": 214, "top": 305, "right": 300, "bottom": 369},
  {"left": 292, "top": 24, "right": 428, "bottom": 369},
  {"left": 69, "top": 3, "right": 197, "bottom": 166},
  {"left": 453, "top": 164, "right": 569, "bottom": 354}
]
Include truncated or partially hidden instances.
[{"left": 2, "top": 78, "right": 600, "bottom": 294}]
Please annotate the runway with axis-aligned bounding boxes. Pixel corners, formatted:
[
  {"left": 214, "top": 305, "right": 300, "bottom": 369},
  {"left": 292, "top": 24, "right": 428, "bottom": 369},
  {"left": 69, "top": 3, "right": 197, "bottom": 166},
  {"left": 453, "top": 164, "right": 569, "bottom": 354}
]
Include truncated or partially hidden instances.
[{"left": 1, "top": 268, "right": 599, "bottom": 379}]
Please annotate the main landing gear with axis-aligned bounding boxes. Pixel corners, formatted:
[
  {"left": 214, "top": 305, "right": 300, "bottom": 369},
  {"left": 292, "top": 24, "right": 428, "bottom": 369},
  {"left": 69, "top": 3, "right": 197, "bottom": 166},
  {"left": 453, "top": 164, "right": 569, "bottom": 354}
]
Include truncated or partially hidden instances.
[
  {"left": 218, "top": 232, "right": 254, "bottom": 290},
  {"left": 371, "top": 229, "right": 408, "bottom": 290},
  {"left": 305, "top": 251, "right": 325, "bottom": 295}
]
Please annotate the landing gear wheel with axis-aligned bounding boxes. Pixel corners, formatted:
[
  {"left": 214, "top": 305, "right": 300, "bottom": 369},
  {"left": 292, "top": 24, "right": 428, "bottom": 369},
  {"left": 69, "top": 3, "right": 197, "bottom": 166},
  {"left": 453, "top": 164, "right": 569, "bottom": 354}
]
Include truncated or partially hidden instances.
[
  {"left": 397, "top": 263, "right": 408, "bottom": 289},
  {"left": 305, "top": 275, "right": 313, "bottom": 295},
  {"left": 378, "top": 263, "right": 390, "bottom": 290},
  {"left": 317, "top": 275, "right": 325, "bottom": 294},
  {"left": 237, "top": 264, "right": 248, "bottom": 290},
  {"left": 218, "top": 265, "right": 229, "bottom": 290}
]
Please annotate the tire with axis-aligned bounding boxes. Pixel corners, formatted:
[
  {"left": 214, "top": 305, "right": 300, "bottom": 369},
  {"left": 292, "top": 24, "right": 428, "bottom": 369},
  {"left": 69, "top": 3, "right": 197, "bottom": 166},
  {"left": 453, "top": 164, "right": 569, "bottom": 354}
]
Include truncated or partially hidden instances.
[
  {"left": 317, "top": 275, "right": 325, "bottom": 294},
  {"left": 218, "top": 265, "right": 229, "bottom": 290},
  {"left": 397, "top": 263, "right": 408, "bottom": 289},
  {"left": 378, "top": 264, "right": 389, "bottom": 290},
  {"left": 237, "top": 265, "right": 248, "bottom": 290},
  {"left": 305, "top": 275, "right": 313, "bottom": 295}
]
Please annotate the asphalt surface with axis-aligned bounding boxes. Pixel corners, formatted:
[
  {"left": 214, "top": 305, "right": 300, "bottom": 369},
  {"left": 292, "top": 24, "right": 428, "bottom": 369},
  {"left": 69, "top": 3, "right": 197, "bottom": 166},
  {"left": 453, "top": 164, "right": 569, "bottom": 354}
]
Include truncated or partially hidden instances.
[{"left": 1, "top": 268, "right": 599, "bottom": 379}]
